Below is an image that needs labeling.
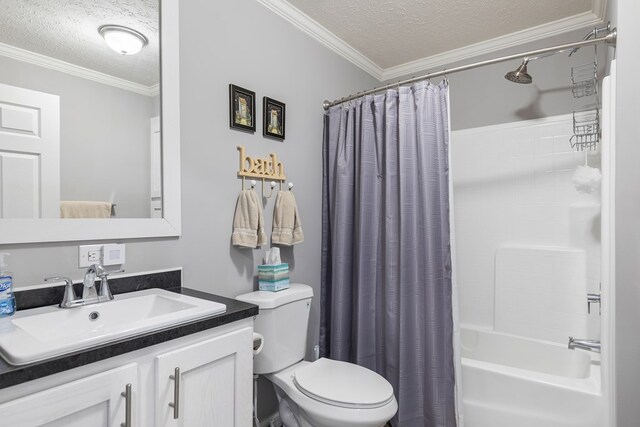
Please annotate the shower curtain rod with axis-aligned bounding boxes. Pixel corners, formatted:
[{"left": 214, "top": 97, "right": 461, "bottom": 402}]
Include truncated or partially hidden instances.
[{"left": 322, "top": 28, "right": 617, "bottom": 110}]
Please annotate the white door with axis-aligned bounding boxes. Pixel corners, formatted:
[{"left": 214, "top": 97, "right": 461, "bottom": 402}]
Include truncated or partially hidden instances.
[
  {"left": 150, "top": 115, "right": 162, "bottom": 218},
  {"left": 0, "top": 83, "right": 60, "bottom": 218},
  {"left": 0, "top": 363, "right": 137, "bottom": 427},
  {"left": 155, "top": 326, "right": 253, "bottom": 427}
]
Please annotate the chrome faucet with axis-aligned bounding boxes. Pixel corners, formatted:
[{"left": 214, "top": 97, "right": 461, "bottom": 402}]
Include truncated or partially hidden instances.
[
  {"left": 82, "top": 264, "right": 101, "bottom": 303},
  {"left": 568, "top": 337, "right": 601, "bottom": 353},
  {"left": 45, "top": 265, "right": 123, "bottom": 309},
  {"left": 83, "top": 264, "right": 124, "bottom": 304}
]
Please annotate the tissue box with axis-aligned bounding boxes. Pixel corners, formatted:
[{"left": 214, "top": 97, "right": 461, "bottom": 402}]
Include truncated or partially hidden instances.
[
  {"left": 258, "top": 263, "right": 289, "bottom": 281},
  {"left": 258, "top": 263, "right": 290, "bottom": 291},
  {"left": 259, "top": 278, "right": 290, "bottom": 292}
]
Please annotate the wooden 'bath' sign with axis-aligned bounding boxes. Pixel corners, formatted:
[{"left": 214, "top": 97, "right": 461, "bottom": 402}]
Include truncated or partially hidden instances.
[{"left": 236, "top": 145, "right": 286, "bottom": 181}]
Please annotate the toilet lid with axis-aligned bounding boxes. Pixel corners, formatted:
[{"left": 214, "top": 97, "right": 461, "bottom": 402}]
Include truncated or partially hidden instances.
[{"left": 293, "top": 358, "right": 394, "bottom": 409}]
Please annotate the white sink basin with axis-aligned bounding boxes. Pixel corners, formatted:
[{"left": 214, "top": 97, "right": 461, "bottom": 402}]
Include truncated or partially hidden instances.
[{"left": 0, "top": 288, "right": 226, "bottom": 366}]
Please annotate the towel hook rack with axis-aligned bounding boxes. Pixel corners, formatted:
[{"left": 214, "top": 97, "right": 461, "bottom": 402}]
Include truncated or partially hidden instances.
[
  {"left": 236, "top": 146, "right": 286, "bottom": 180},
  {"left": 241, "top": 177, "right": 258, "bottom": 190},
  {"left": 263, "top": 180, "right": 277, "bottom": 198}
]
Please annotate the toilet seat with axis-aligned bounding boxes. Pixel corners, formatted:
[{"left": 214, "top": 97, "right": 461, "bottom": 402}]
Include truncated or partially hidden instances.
[
  {"left": 268, "top": 360, "right": 398, "bottom": 427},
  {"left": 293, "top": 358, "right": 395, "bottom": 409}
]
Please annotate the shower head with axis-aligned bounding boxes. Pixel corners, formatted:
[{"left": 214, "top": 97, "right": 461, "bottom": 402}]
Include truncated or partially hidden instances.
[{"left": 505, "top": 59, "right": 532, "bottom": 84}]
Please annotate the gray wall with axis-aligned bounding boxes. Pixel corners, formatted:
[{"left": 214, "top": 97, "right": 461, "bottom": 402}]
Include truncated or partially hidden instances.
[
  {"left": 0, "top": 55, "right": 157, "bottom": 218},
  {"left": 612, "top": 1, "right": 640, "bottom": 426}
]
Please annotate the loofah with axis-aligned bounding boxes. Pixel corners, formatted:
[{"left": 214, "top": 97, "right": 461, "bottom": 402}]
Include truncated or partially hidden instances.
[{"left": 572, "top": 165, "right": 602, "bottom": 195}]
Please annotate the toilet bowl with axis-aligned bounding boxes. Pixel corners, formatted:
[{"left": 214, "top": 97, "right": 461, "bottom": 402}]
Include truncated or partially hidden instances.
[
  {"left": 236, "top": 284, "right": 397, "bottom": 427},
  {"left": 267, "top": 359, "right": 397, "bottom": 427}
]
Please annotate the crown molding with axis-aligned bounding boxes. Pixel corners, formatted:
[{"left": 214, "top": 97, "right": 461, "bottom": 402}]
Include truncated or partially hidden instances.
[
  {"left": 257, "top": 0, "right": 607, "bottom": 83},
  {"left": 255, "top": 0, "right": 384, "bottom": 80},
  {"left": 0, "top": 42, "right": 159, "bottom": 97},
  {"left": 382, "top": 9, "right": 606, "bottom": 81}
]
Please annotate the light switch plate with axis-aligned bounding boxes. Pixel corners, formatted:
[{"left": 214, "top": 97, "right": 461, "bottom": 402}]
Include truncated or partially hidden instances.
[{"left": 102, "top": 243, "right": 125, "bottom": 266}]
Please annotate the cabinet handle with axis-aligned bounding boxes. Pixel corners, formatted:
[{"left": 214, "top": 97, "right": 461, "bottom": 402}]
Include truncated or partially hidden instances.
[
  {"left": 169, "top": 367, "right": 180, "bottom": 419},
  {"left": 121, "top": 383, "right": 132, "bottom": 427}
]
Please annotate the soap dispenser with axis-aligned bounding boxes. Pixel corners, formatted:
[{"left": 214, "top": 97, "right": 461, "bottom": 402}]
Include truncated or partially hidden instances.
[{"left": 0, "top": 253, "right": 15, "bottom": 317}]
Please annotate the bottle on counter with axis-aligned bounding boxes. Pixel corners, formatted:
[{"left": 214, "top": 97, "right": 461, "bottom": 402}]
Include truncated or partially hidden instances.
[{"left": 0, "top": 253, "right": 16, "bottom": 318}]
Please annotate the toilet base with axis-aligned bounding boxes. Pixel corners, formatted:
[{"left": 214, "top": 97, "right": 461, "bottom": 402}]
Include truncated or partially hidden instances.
[
  {"left": 266, "top": 361, "right": 397, "bottom": 427},
  {"left": 274, "top": 386, "right": 311, "bottom": 427}
]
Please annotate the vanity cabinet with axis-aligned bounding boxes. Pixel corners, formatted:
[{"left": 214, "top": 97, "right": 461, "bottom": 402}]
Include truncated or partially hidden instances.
[
  {"left": 0, "top": 363, "right": 137, "bottom": 426},
  {"left": 0, "top": 319, "right": 253, "bottom": 427},
  {"left": 155, "top": 327, "right": 253, "bottom": 426}
]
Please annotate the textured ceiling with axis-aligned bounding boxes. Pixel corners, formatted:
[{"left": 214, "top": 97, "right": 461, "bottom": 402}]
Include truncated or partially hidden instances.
[
  {"left": 0, "top": 0, "right": 159, "bottom": 86},
  {"left": 286, "top": 0, "right": 593, "bottom": 69}
]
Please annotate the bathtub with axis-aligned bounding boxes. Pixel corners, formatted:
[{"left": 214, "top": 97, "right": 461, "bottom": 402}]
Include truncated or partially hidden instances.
[{"left": 461, "top": 327, "right": 603, "bottom": 427}]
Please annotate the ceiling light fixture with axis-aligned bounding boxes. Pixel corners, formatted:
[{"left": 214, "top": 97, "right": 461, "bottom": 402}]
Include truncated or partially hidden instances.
[{"left": 99, "top": 25, "right": 148, "bottom": 55}]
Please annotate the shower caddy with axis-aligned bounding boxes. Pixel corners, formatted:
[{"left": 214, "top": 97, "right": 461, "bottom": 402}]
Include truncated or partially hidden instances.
[{"left": 569, "top": 26, "right": 609, "bottom": 151}]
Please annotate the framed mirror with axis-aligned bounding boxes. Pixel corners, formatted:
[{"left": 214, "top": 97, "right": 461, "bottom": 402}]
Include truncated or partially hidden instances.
[{"left": 0, "top": 0, "right": 181, "bottom": 243}]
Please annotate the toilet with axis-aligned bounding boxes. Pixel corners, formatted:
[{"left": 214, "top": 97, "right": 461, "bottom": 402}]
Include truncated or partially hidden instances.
[{"left": 237, "top": 284, "right": 397, "bottom": 427}]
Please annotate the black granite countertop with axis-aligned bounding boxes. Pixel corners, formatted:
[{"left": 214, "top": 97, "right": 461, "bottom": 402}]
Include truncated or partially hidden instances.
[{"left": 0, "top": 286, "right": 258, "bottom": 390}]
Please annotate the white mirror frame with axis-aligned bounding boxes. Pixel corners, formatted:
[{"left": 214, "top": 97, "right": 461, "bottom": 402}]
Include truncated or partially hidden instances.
[{"left": 0, "top": 0, "right": 181, "bottom": 244}]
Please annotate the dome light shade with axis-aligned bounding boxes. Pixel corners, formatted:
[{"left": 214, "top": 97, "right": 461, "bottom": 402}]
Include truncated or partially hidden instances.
[{"left": 99, "top": 25, "right": 148, "bottom": 55}]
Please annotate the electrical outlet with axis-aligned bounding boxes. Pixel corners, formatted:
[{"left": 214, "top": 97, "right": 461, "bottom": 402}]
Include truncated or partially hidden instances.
[
  {"left": 87, "top": 250, "right": 101, "bottom": 262},
  {"left": 78, "top": 245, "right": 103, "bottom": 268}
]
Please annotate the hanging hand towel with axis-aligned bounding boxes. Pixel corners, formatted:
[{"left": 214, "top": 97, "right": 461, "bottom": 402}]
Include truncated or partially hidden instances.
[
  {"left": 272, "top": 190, "right": 304, "bottom": 246},
  {"left": 232, "top": 189, "right": 267, "bottom": 248},
  {"left": 60, "top": 201, "right": 112, "bottom": 218}
]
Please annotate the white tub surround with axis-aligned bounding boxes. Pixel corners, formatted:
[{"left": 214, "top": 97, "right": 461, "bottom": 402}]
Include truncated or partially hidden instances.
[
  {"left": 452, "top": 114, "right": 606, "bottom": 426},
  {"left": 461, "top": 327, "right": 602, "bottom": 427}
]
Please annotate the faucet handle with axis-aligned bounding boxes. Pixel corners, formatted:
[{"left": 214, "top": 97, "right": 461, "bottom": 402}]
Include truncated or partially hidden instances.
[
  {"left": 587, "top": 293, "right": 601, "bottom": 314},
  {"left": 96, "top": 268, "right": 123, "bottom": 301},
  {"left": 45, "top": 276, "right": 74, "bottom": 286},
  {"left": 45, "top": 276, "right": 78, "bottom": 308},
  {"left": 587, "top": 285, "right": 602, "bottom": 315},
  {"left": 97, "top": 268, "right": 125, "bottom": 278}
]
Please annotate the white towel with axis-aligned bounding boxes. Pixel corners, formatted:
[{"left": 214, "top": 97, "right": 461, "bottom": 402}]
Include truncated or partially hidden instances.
[
  {"left": 272, "top": 191, "right": 304, "bottom": 246},
  {"left": 60, "top": 201, "right": 112, "bottom": 218},
  {"left": 232, "top": 189, "right": 267, "bottom": 248}
]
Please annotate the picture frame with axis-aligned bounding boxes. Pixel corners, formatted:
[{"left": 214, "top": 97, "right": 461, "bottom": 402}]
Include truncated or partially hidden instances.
[
  {"left": 263, "top": 97, "right": 286, "bottom": 140},
  {"left": 229, "top": 84, "right": 256, "bottom": 132}
]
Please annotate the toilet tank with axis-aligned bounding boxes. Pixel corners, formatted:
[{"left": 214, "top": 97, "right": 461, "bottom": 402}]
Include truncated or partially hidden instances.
[{"left": 237, "top": 284, "right": 313, "bottom": 374}]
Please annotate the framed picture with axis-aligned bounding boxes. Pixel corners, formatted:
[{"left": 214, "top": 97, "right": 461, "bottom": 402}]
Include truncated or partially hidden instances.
[
  {"left": 263, "top": 97, "right": 285, "bottom": 140},
  {"left": 229, "top": 84, "right": 256, "bottom": 132}
]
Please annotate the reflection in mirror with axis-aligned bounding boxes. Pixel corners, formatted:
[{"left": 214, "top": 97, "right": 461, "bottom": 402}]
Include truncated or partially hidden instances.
[{"left": 0, "top": 0, "right": 160, "bottom": 219}]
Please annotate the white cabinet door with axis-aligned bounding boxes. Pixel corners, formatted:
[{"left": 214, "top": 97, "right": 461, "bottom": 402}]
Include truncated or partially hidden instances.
[
  {"left": 0, "top": 363, "right": 137, "bottom": 427},
  {"left": 155, "top": 326, "right": 253, "bottom": 427},
  {"left": 0, "top": 83, "right": 60, "bottom": 218}
]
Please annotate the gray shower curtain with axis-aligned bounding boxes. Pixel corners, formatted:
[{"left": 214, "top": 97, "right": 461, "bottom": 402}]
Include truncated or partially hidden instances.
[{"left": 320, "top": 81, "right": 456, "bottom": 427}]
